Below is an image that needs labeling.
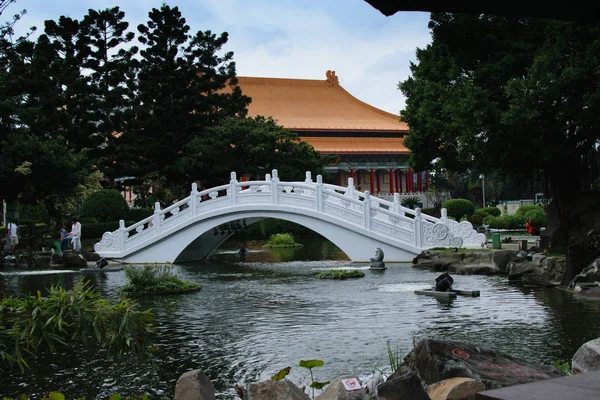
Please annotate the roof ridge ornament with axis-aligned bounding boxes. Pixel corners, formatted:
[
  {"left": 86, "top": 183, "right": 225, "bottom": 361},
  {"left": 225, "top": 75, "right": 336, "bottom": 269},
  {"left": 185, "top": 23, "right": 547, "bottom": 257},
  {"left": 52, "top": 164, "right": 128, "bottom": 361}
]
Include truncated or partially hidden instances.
[{"left": 326, "top": 70, "right": 339, "bottom": 86}]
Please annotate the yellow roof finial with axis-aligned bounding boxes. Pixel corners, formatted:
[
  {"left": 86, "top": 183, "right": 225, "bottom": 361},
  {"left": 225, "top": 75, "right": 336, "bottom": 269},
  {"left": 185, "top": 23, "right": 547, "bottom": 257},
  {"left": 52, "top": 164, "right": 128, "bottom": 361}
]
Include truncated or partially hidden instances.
[{"left": 326, "top": 70, "right": 339, "bottom": 86}]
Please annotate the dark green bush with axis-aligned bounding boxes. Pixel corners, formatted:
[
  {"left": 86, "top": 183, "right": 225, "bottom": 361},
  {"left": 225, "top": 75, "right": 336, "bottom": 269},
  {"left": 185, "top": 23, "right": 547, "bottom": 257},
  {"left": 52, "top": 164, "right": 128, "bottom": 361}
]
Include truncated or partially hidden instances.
[
  {"left": 483, "top": 214, "right": 524, "bottom": 229},
  {"left": 84, "top": 221, "right": 135, "bottom": 239},
  {"left": 78, "top": 217, "right": 98, "bottom": 224},
  {"left": 128, "top": 208, "right": 154, "bottom": 222},
  {"left": 80, "top": 189, "right": 130, "bottom": 223},
  {"left": 482, "top": 207, "right": 501, "bottom": 217},
  {"left": 468, "top": 210, "right": 490, "bottom": 227},
  {"left": 421, "top": 208, "right": 441, "bottom": 218},
  {"left": 442, "top": 199, "right": 476, "bottom": 221},
  {"left": 516, "top": 204, "right": 547, "bottom": 227}
]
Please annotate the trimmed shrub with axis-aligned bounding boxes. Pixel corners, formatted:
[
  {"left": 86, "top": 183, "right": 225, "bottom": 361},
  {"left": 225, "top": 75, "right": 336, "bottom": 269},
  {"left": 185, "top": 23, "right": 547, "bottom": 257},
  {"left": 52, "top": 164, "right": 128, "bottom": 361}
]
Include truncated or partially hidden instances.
[
  {"left": 483, "top": 214, "right": 524, "bottom": 229},
  {"left": 421, "top": 208, "right": 441, "bottom": 218},
  {"left": 482, "top": 207, "right": 501, "bottom": 217},
  {"left": 128, "top": 208, "right": 154, "bottom": 222},
  {"left": 80, "top": 189, "right": 130, "bottom": 223},
  {"left": 516, "top": 204, "right": 547, "bottom": 227},
  {"left": 468, "top": 210, "right": 491, "bottom": 227},
  {"left": 442, "top": 199, "right": 476, "bottom": 221}
]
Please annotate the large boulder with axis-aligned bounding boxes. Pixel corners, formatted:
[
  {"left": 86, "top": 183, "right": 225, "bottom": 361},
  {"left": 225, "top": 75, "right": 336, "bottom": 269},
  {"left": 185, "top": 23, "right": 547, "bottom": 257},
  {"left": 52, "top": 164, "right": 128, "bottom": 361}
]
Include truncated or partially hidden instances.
[
  {"left": 521, "top": 271, "right": 551, "bottom": 287},
  {"left": 492, "top": 251, "right": 518, "bottom": 274},
  {"left": 63, "top": 252, "right": 88, "bottom": 267},
  {"left": 245, "top": 380, "right": 310, "bottom": 400},
  {"left": 82, "top": 251, "right": 101, "bottom": 262},
  {"left": 175, "top": 370, "right": 216, "bottom": 400},
  {"left": 448, "top": 264, "right": 499, "bottom": 275},
  {"left": 426, "top": 377, "right": 485, "bottom": 400},
  {"left": 402, "top": 339, "right": 565, "bottom": 390},
  {"left": 572, "top": 338, "right": 600, "bottom": 373},
  {"left": 572, "top": 258, "right": 600, "bottom": 288},
  {"left": 377, "top": 367, "right": 430, "bottom": 400},
  {"left": 315, "top": 375, "right": 368, "bottom": 400},
  {"left": 507, "top": 260, "right": 535, "bottom": 280},
  {"left": 33, "top": 252, "right": 52, "bottom": 268}
]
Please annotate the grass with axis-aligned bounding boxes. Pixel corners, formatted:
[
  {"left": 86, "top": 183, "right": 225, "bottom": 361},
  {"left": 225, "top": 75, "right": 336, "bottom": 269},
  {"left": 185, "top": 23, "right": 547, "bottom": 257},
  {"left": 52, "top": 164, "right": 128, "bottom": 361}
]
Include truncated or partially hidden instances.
[
  {"left": 264, "top": 233, "right": 303, "bottom": 248},
  {"left": 120, "top": 265, "right": 200, "bottom": 295},
  {"left": 315, "top": 269, "right": 365, "bottom": 280}
]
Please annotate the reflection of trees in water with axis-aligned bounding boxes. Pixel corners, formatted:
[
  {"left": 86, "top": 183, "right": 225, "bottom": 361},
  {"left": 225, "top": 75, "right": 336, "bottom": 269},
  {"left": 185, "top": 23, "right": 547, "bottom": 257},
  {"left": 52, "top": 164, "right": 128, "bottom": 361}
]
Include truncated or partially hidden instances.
[{"left": 531, "top": 287, "right": 600, "bottom": 360}]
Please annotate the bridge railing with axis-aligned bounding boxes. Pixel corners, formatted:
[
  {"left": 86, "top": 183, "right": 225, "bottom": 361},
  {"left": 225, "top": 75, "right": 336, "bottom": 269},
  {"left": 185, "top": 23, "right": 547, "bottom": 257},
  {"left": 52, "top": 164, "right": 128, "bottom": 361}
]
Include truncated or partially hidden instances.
[{"left": 95, "top": 169, "right": 486, "bottom": 255}]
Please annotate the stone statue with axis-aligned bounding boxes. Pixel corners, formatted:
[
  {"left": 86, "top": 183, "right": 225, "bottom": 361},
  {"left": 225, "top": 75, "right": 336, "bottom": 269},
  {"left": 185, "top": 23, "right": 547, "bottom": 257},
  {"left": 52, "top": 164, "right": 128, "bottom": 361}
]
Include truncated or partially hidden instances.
[{"left": 369, "top": 247, "right": 386, "bottom": 270}]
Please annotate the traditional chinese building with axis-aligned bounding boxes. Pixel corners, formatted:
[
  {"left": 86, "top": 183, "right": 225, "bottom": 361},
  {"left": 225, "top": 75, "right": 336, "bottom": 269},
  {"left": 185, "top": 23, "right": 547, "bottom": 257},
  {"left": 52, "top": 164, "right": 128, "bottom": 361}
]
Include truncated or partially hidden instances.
[{"left": 236, "top": 71, "right": 429, "bottom": 198}]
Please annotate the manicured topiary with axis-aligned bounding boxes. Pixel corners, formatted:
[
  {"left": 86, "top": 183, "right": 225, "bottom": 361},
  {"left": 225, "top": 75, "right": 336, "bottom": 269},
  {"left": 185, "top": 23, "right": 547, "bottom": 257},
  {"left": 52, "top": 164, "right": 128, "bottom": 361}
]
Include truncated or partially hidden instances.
[
  {"left": 483, "top": 214, "right": 524, "bottom": 229},
  {"left": 482, "top": 207, "right": 501, "bottom": 217},
  {"left": 80, "top": 189, "right": 130, "bottom": 223},
  {"left": 442, "top": 199, "right": 476, "bottom": 221},
  {"left": 516, "top": 204, "right": 547, "bottom": 227}
]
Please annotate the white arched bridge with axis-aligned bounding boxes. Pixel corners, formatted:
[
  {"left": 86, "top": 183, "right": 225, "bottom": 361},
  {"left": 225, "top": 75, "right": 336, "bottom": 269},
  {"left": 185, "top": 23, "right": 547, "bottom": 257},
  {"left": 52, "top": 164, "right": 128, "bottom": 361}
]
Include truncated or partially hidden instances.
[{"left": 94, "top": 170, "right": 486, "bottom": 263}]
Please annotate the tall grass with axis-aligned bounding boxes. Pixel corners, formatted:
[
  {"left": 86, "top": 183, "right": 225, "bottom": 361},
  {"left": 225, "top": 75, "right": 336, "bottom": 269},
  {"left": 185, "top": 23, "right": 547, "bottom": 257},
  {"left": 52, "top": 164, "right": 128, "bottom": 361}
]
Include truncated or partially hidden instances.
[{"left": 122, "top": 265, "right": 199, "bottom": 293}]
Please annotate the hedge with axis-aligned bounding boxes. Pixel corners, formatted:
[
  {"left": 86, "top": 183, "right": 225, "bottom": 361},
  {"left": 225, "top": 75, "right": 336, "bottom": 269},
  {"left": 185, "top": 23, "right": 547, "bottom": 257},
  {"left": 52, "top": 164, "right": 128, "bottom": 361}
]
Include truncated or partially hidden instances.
[
  {"left": 442, "top": 199, "right": 476, "bottom": 221},
  {"left": 483, "top": 214, "right": 525, "bottom": 229},
  {"left": 80, "top": 189, "right": 130, "bottom": 223}
]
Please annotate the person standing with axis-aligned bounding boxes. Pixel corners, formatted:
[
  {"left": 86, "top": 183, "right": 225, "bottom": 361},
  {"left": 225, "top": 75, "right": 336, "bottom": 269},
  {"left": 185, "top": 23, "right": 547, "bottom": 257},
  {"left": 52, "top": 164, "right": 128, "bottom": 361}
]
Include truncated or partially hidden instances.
[
  {"left": 5, "top": 221, "right": 18, "bottom": 252},
  {"left": 69, "top": 217, "right": 82, "bottom": 251}
]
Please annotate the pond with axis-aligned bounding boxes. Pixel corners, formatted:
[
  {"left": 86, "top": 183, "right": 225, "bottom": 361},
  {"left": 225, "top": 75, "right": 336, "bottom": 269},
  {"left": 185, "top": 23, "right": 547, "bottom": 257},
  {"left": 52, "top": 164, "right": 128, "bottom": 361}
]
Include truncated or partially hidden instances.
[{"left": 1, "top": 238, "right": 599, "bottom": 399}]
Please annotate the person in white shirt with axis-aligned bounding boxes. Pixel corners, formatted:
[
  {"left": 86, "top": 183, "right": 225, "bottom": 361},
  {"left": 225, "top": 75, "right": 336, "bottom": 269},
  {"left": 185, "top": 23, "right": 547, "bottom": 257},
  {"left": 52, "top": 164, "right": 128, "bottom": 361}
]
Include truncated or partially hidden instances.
[
  {"left": 69, "top": 217, "right": 82, "bottom": 251},
  {"left": 5, "top": 221, "right": 18, "bottom": 252}
]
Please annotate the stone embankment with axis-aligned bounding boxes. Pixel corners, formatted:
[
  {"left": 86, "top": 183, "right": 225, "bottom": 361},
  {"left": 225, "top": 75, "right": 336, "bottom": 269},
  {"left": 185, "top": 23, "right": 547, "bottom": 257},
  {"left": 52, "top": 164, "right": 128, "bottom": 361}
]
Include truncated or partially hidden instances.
[
  {"left": 1, "top": 250, "right": 102, "bottom": 269},
  {"left": 173, "top": 336, "right": 600, "bottom": 400}
]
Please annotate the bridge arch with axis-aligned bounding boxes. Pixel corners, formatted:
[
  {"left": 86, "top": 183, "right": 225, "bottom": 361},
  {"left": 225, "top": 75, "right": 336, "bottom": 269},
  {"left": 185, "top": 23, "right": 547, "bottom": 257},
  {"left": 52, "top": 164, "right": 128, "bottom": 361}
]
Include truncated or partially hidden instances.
[{"left": 95, "top": 170, "right": 486, "bottom": 263}]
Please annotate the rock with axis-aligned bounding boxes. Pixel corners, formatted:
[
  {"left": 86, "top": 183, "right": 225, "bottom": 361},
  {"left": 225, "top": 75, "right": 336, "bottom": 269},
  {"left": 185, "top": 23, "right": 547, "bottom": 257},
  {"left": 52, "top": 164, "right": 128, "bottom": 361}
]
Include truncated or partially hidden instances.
[
  {"left": 572, "top": 338, "right": 600, "bottom": 373},
  {"left": 315, "top": 375, "right": 368, "bottom": 400},
  {"left": 402, "top": 339, "right": 565, "bottom": 390},
  {"left": 575, "top": 286, "right": 600, "bottom": 299},
  {"left": 492, "top": 251, "right": 518, "bottom": 274},
  {"left": 426, "top": 377, "right": 485, "bottom": 400},
  {"left": 33, "top": 253, "right": 52, "bottom": 268},
  {"left": 51, "top": 253, "right": 64, "bottom": 265},
  {"left": 448, "top": 264, "right": 499, "bottom": 275},
  {"left": 531, "top": 253, "right": 546, "bottom": 268},
  {"left": 83, "top": 251, "right": 101, "bottom": 262},
  {"left": 175, "top": 370, "right": 216, "bottom": 400},
  {"left": 362, "top": 371, "right": 385, "bottom": 397},
  {"left": 521, "top": 271, "right": 550, "bottom": 287},
  {"left": 572, "top": 258, "right": 600, "bottom": 288},
  {"left": 377, "top": 367, "right": 430, "bottom": 400},
  {"left": 244, "top": 380, "right": 310, "bottom": 400},
  {"left": 507, "top": 260, "right": 535, "bottom": 280},
  {"left": 63, "top": 252, "right": 88, "bottom": 267}
]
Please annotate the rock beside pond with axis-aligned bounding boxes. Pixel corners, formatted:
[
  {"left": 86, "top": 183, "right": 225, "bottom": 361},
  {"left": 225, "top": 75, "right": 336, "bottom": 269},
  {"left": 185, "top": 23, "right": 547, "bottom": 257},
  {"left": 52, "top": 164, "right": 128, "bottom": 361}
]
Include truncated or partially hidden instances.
[
  {"left": 82, "top": 251, "right": 101, "bottom": 262},
  {"left": 572, "top": 338, "right": 600, "bottom": 373},
  {"left": 51, "top": 252, "right": 64, "bottom": 265},
  {"left": 175, "top": 369, "right": 216, "bottom": 400},
  {"left": 402, "top": 339, "right": 565, "bottom": 390},
  {"left": 448, "top": 263, "right": 499, "bottom": 275},
  {"left": 521, "top": 271, "right": 551, "bottom": 287},
  {"left": 245, "top": 379, "right": 310, "bottom": 400},
  {"left": 507, "top": 260, "right": 534, "bottom": 280},
  {"left": 33, "top": 252, "right": 52, "bottom": 268},
  {"left": 426, "top": 377, "right": 485, "bottom": 400},
  {"left": 63, "top": 252, "right": 88, "bottom": 267},
  {"left": 315, "top": 375, "right": 368, "bottom": 400},
  {"left": 377, "top": 367, "right": 430, "bottom": 400},
  {"left": 492, "top": 250, "right": 518, "bottom": 274}
]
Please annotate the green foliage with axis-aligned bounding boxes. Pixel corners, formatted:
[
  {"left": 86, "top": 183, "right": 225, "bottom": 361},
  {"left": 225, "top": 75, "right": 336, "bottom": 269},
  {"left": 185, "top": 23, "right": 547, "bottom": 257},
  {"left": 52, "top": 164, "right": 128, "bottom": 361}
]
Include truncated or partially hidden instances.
[
  {"left": 265, "top": 233, "right": 303, "bottom": 248},
  {"left": 271, "top": 366, "right": 291, "bottom": 381},
  {"left": 516, "top": 204, "right": 547, "bottom": 227},
  {"left": 232, "top": 219, "right": 313, "bottom": 240},
  {"left": 482, "top": 207, "right": 501, "bottom": 217},
  {"left": 84, "top": 221, "right": 137, "bottom": 239},
  {"left": 387, "top": 341, "right": 401, "bottom": 374},
  {"left": 468, "top": 207, "right": 501, "bottom": 227},
  {"left": 315, "top": 270, "right": 365, "bottom": 280},
  {"left": 484, "top": 214, "right": 525, "bottom": 230},
  {"left": 121, "top": 265, "right": 200, "bottom": 294},
  {"left": 442, "top": 199, "right": 476, "bottom": 221},
  {"left": 298, "top": 359, "right": 329, "bottom": 398},
  {"left": 128, "top": 208, "right": 154, "bottom": 222},
  {"left": 420, "top": 207, "right": 441, "bottom": 218},
  {"left": 401, "top": 196, "right": 422, "bottom": 209},
  {"left": 80, "top": 189, "right": 130, "bottom": 223},
  {"left": 0, "top": 280, "right": 154, "bottom": 371},
  {"left": 553, "top": 360, "right": 572, "bottom": 375}
]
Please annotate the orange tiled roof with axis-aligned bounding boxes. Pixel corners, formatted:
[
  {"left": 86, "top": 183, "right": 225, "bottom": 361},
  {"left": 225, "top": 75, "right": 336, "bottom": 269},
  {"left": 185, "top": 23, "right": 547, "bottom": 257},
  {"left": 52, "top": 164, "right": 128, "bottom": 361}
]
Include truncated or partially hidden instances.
[
  {"left": 300, "top": 136, "right": 409, "bottom": 154},
  {"left": 237, "top": 72, "right": 408, "bottom": 132}
]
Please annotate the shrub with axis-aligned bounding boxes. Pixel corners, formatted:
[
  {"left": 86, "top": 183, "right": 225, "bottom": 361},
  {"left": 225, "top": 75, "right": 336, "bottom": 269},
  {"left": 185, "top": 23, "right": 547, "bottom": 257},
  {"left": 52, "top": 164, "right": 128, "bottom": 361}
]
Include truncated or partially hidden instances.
[
  {"left": 421, "top": 208, "right": 441, "bottom": 218},
  {"left": 84, "top": 221, "right": 136, "bottom": 239},
  {"left": 468, "top": 210, "right": 491, "bottom": 227},
  {"left": 80, "top": 189, "right": 130, "bottom": 223},
  {"left": 482, "top": 207, "right": 501, "bottom": 217},
  {"left": 442, "top": 199, "right": 476, "bottom": 221},
  {"left": 128, "top": 208, "right": 154, "bottom": 222},
  {"left": 401, "top": 196, "right": 423, "bottom": 209},
  {"left": 265, "top": 233, "right": 302, "bottom": 248},
  {"left": 483, "top": 214, "right": 524, "bottom": 229},
  {"left": 516, "top": 204, "right": 547, "bottom": 227},
  {"left": 121, "top": 265, "right": 200, "bottom": 294},
  {"left": 315, "top": 269, "right": 365, "bottom": 279}
]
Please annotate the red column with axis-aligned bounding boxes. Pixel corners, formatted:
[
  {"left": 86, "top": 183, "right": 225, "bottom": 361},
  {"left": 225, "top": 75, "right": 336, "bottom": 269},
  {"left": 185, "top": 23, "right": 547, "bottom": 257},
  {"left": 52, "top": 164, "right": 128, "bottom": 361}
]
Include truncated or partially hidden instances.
[
  {"left": 417, "top": 172, "right": 423, "bottom": 192},
  {"left": 426, "top": 171, "right": 430, "bottom": 191},
  {"left": 389, "top": 169, "right": 395, "bottom": 194},
  {"left": 405, "top": 170, "right": 410, "bottom": 192},
  {"left": 408, "top": 168, "right": 413, "bottom": 192},
  {"left": 376, "top": 170, "right": 381, "bottom": 193},
  {"left": 395, "top": 169, "right": 401, "bottom": 193},
  {"left": 356, "top": 169, "right": 361, "bottom": 186},
  {"left": 350, "top": 168, "right": 354, "bottom": 181},
  {"left": 370, "top": 169, "right": 375, "bottom": 193},
  {"left": 337, "top": 170, "right": 342, "bottom": 186}
]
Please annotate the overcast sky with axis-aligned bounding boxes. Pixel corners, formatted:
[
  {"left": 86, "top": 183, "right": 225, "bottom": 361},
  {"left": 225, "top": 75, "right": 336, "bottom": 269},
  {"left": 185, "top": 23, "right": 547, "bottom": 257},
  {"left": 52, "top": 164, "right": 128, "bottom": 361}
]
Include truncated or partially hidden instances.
[{"left": 12, "top": 0, "right": 432, "bottom": 114}]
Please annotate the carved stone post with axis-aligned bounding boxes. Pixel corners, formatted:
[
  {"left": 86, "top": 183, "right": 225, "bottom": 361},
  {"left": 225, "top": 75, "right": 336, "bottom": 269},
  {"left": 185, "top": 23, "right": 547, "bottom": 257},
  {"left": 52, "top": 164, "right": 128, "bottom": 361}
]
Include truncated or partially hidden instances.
[
  {"left": 154, "top": 201, "right": 161, "bottom": 236},
  {"left": 230, "top": 171, "right": 238, "bottom": 206},
  {"left": 364, "top": 191, "right": 372, "bottom": 230},
  {"left": 118, "top": 220, "right": 126, "bottom": 251},
  {"left": 191, "top": 182, "right": 198, "bottom": 216},
  {"left": 441, "top": 208, "right": 448, "bottom": 224},
  {"left": 316, "top": 174, "right": 324, "bottom": 212},
  {"left": 414, "top": 208, "right": 423, "bottom": 248},
  {"left": 271, "top": 169, "right": 279, "bottom": 205},
  {"left": 393, "top": 193, "right": 400, "bottom": 214},
  {"left": 305, "top": 171, "right": 312, "bottom": 183}
]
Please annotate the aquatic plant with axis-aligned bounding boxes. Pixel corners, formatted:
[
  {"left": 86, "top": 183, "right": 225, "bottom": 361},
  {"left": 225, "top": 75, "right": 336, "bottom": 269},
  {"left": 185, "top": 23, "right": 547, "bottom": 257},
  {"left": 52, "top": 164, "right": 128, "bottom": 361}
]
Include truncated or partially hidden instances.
[
  {"left": 264, "top": 233, "right": 303, "bottom": 248},
  {"left": 121, "top": 265, "right": 200, "bottom": 295},
  {"left": 315, "top": 269, "right": 365, "bottom": 280},
  {"left": 386, "top": 340, "right": 401, "bottom": 374},
  {"left": 298, "top": 359, "right": 330, "bottom": 399}
]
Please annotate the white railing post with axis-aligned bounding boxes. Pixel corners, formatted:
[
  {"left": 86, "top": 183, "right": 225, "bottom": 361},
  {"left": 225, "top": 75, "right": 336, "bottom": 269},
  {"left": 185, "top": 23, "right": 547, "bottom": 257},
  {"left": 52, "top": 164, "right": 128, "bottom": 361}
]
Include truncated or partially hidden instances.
[
  {"left": 316, "top": 174, "right": 324, "bottom": 212},
  {"left": 230, "top": 171, "right": 238, "bottom": 206},
  {"left": 364, "top": 191, "right": 372, "bottom": 230},
  {"left": 305, "top": 171, "right": 312, "bottom": 183},
  {"left": 347, "top": 177, "right": 354, "bottom": 194},
  {"left": 191, "top": 182, "right": 198, "bottom": 216},
  {"left": 271, "top": 169, "right": 279, "bottom": 205},
  {"left": 393, "top": 193, "right": 400, "bottom": 214},
  {"left": 153, "top": 201, "right": 161, "bottom": 236},
  {"left": 414, "top": 208, "right": 423, "bottom": 248},
  {"left": 441, "top": 208, "right": 448, "bottom": 224},
  {"left": 118, "top": 219, "right": 126, "bottom": 251}
]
